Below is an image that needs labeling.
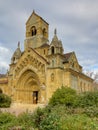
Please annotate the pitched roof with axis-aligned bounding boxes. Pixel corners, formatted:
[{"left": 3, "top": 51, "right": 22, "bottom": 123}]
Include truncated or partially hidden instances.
[
  {"left": 28, "top": 47, "right": 49, "bottom": 64},
  {"left": 63, "top": 52, "right": 73, "bottom": 62},
  {"left": 40, "top": 43, "right": 50, "bottom": 48},
  {"left": 26, "top": 10, "right": 49, "bottom": 25}
]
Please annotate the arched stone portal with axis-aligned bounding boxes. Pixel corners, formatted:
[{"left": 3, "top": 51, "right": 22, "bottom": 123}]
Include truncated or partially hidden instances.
[{"left": 15, "top": 70, "right": 41, "bottom": 104}]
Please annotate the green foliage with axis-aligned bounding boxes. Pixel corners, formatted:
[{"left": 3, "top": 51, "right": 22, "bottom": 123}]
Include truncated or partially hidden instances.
[
  {"left": 74, "top": 91, "right": 98, "bottom": 108},
  {"left": 32, "top": 104, "right": 98, "bottom": 130},
  {"left": 17, "top": 112, "right": 34, "bottom": 129},
  {"left": 61, "top": 114, "right": 98, "bottom": 130},
  {"left": 0, "top": 87, "right": 98, "bottom": 130},
  {"left": 83, "top": 106, "right": 98, "bottom": 117},
  {"left": 0, "top": 112, "right": 17, "bottom": 130},
  {"left": 49, "top": 86, "right": 77, "bottom": 107},
  {"left": 32, "top": 107, "right": 61, "bottom": 130},
  {"left": 32, "top": 107, "right": 45, "bottom": 128},
  {"left": 0, "top": 105, "right": 98, "bottom": 130},
  {"left": 39, "top": 112, "right": 61, "bottom": 130},
  {"left": 0, "top": 112, "right": 35, "bottom": 130},
  {"left": 0, "top": 93, "right": 11, "bottom": 107}
]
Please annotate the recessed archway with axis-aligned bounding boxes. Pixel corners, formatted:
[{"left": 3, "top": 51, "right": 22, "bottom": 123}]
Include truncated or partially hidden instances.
[{"left": 15, "top": 70, "right": 41, "bottom": 104}]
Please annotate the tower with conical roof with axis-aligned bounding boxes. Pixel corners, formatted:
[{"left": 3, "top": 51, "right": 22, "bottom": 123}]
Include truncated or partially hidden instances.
[
  {"left": 49, "top": 29, "right": 63, "bottom": 55},
  {"left": 47, "top": 29, "right": 64, "bottom": 68},
  {"left": 11, "top": 41, "right": 21, "bottom": 64}
]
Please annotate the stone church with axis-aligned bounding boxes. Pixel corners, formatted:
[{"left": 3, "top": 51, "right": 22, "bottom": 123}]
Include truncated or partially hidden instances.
[{"left": 0, "top": 11, "right": 93, "bottom": 104}]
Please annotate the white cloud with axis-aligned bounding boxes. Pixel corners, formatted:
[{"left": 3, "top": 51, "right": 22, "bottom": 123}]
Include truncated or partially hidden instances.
[{"left": 0, "top": 45, "right": 11, "bottom": 73}]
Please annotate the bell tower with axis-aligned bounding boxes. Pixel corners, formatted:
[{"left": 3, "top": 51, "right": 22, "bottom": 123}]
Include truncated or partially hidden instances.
[{"left": 24, "top": 11, "right": 49, "bottom": 50}]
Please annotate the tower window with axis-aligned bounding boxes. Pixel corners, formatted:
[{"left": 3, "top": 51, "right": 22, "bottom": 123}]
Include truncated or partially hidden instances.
[
  {"left": 31, "top": 26, "right": 37, "bottom": 36},
  {"left": 51, "top": 46, "right": 54, "bottom": 54}
]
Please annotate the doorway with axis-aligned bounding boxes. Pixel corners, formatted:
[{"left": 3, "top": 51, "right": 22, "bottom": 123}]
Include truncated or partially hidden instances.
[{"left": 33, "top": 91, "right": 38, "bottom": 104}]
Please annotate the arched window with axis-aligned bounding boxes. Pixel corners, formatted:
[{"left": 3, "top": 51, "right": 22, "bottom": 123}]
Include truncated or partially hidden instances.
[
  {"left": 51, "top": 46, "right": 55, "bottom": 54},
  {"left": 31, "top": 26, "right": 37, "bottom": 36}
]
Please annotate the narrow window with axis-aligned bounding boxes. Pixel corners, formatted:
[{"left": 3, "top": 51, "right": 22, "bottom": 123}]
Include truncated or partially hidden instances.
[
  {"left": 51, "top": 46, "right": 54, "bottom": 54},
  {"left": 31, "top": 26, "right": 37, "bottom": 36}
]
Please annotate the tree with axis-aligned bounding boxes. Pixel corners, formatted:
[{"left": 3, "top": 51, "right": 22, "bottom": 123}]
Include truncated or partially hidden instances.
[{"left": 83, "top": 70, "right": 98, "bottom": 90}]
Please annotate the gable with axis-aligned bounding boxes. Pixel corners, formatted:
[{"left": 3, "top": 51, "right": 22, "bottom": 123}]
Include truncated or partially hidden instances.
[
  {"left": 69, "top": 52, "right": 79, "bottom": 65},
  {"left": 26, "top": 12, "right": 40, "bottom": 25},
  {"left": 69, "top": 52, "right": 82, "bottom": 72},
  {"left": 63, "top": 52, "right": 82, "bottom": 72},
  {"left": 13, "top": 48, "right": 49, "bottom": 78},
  {"left": 26, "top": 11, "right": 48, "bottom": 26}
]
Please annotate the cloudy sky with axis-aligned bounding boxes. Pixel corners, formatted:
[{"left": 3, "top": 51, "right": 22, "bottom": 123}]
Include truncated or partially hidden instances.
[{"left": 0, "top": 0, "right": 98, "bottom": 74}]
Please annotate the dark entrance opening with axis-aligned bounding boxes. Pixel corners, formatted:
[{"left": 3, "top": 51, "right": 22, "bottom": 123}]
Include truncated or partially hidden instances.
[
  {"left": 33, "top": 91, "right": 38, "bottom": 104},
  {"left": 0, "top": 88, "right": 2, "bottom": 94}
]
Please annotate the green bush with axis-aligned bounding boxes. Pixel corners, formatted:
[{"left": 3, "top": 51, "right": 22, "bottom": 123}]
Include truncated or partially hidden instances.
[
  {"left": 0, "top": 112, "right": 17, "bottom": 129},
  {"left": 49, "top": 86, "right": 77, "bottom": 107},
  {"left": 32, "top": 107, "right": 46, "bottom": 128},
  {"left": 83, "top": 106, "right": 98, "bottom": 117},
  {"left": 32, "top": 107, "right": 61, "bottom": 130},
  {"left": 0, "top": 93, "right": 11, "bottom": 107},
  {"left": 0, "top": 105, "right": 98, "bottom": 130},
  {"left": 39, "top": 112, "right": 61, "bottom": 130},
  {"left": 0, "top": 112, "right": 35, "bottom": 130},
  {"left": 74, "top": 91, "right": 98, "bottom": 108},
  {"left": 17, "top": 112, "right": 34, "bottom": 129},
  {"left": 61, "top": 114, "right": 98, "bottom": 130}
]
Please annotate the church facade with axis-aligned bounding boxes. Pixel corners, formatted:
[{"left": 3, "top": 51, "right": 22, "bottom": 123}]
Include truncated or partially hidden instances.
[{"left": 0, "top": 11, "right": 93, "bottom": 104}]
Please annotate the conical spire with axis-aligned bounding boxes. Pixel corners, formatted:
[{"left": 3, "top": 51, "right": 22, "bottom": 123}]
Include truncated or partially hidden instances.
[
  {"left": 11, "top": 41, "right": 21, "bottom": 64},
  {"left": 52, "top": 28, "right": 58, "bottom": 42},
  {"left": 49, "top": 29, "right": 64, "bottom": 55},
  {"left": 54, "top": 28, "right": 57, "bottom": 35},
  {"left": 18, "top": 41, "right": 20, "bottom": 48},
  {"left": 33, "top": 10, "right": 35, "bottom": 14}
]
